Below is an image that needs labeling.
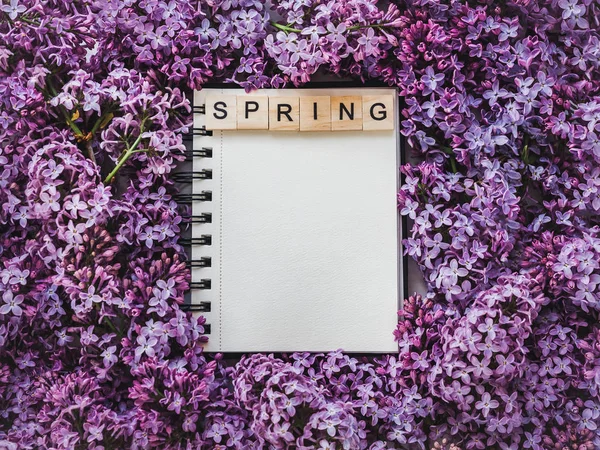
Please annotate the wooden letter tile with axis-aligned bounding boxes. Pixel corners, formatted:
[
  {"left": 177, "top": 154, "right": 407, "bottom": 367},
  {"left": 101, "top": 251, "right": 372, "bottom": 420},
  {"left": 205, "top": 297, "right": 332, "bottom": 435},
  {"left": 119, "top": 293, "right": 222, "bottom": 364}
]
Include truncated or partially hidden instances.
[
  {"left": 331, "top": 96, "right": 363, "bottom": 131},
  {"left": 205, "top": 95, "right": 237, "bottom": 130},
  {"left": 237, "top": 96, "right": 269, "bottom": 130},
  {"left": 300, "top": 96, "right": 331, "bottom": 132},
  {"left": 362, "top": 95, "right": 395, "bottom": 131},
  {"left": 269, "top": 97, "right": 300, "bottom": 131}
]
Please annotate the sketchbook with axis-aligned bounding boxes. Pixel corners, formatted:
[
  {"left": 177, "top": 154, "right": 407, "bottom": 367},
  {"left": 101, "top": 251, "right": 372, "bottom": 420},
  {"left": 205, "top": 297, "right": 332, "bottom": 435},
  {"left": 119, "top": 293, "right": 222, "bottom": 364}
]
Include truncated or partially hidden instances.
[{"left": 186, "top": 87, "right": 401, "bottom": 352}]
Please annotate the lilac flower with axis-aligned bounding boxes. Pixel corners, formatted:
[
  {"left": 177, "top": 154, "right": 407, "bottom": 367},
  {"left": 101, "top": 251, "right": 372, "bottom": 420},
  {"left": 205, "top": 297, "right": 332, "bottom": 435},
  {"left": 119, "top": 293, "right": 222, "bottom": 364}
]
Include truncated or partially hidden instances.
[
  {"left": 326, "top": 23, "right": 347, "bottom": 45},
  {"left": 438, "top": 259, "right": 468, "bottom": 287},
  {"left": 273, "top": 422, "right": 294, "bottom": 442},
  {"left": 357, "top": 28, "right": 380, "bottom": 57},
  {"left": 558, "top": 0, "right": 582, "bottom": 20},
  {"left": 495, "top": 354, "right": 515, "bottom": 375},
  {"left": 64, "top": 194, "right": 88, "bottom": 218},
  {"left": 0, "top": 0, "right": 26, "bottom": 19},
  {"left": 41, "top": 160, "right": 65, "bottom": 179},
  {"left": 167, "top": 392, "right": 185, "bottom": 414},
  {"left": 475, "top": 392, "right": 499, "bottom": 418},
  {"left": 411, "top": 351, "right": 430, "bottom": 370},
  {"left": 206, "top": 420, "right": 228, "bottom": 443},
  {"left": 523, "top": 431, "right": 542, "bottom": 449},
  {"left": 139, "top": 226, "right": 158, "bottom": 248},
  {"left": 39, "top": 189, "right": 61, "bottom": 213},
  {"left": 80, "top": 285, "right": 102, "bottom": 310},
  {"left": 483, "top": 81, "right": 509, "bottom": 107},
  {"left": 55, "top": 330, "right": 73, "bottom": 346},
  {"left": 498, "top": 20, "right": 518, "bottom": 42},
  {"left": 8, "top": 268, "right": 29, "bottom": 286},
  {"left": 85, "top": 424, "right": 104, "bottom": 443},
  {"left": 0, "top": 291, "right": 24, "bottom": 316},
  {"left": 65, "top": 220, "right": 86, "bottom": 244},
  {"left": 182, "top": 414, "right": 199, "bottom": 434},
  {"left": 422, "top": 67, "right": 445, "bottom": 94},
  {"left": 12, "top": 206, "right": 28, "bottom": 227},
  {"left": 100, "top": 346, "right": 118, "bottom": 367},
  {"left": 135, "top": 335, "right": 157, "bottom": 360}
]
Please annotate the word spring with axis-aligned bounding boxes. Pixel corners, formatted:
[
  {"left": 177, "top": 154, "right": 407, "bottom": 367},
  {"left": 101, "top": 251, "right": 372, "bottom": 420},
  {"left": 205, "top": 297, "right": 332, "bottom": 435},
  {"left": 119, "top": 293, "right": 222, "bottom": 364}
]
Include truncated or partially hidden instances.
[{"left": 204, "top": 93, "right": 396, "bottom": 132}]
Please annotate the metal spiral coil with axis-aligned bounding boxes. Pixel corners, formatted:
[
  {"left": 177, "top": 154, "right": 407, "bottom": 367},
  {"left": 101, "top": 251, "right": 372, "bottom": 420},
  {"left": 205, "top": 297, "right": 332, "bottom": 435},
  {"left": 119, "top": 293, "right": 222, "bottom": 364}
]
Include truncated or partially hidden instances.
[
  {"left": 173, "top": 191, "right": 213, "bottom": 203},
  {"left": 181, "top": 302, "right": 211, "bottom": 313},
  {"left": 181, "top": 101, "right": 213, "bottom": 324},
  {"left": 172, "top": 170, "right": 213, "bottom": 183},
  {"left": 190, "top": 279, "right": 212, "bottom": 290},
  {"left": 182, "top": 213, "right": 212, "bottom": 224},
  {"left": 185, "top": 147, "right": 213, "bottom": 161},
  {"left": 187, "top": 257, "right": 212, "bottom": 268},
  {"left": 180, "top": 235, "right": 212, "bottom": 246},
  {"left": 182, "top": 126, "right": 213, "bottom": 140}
]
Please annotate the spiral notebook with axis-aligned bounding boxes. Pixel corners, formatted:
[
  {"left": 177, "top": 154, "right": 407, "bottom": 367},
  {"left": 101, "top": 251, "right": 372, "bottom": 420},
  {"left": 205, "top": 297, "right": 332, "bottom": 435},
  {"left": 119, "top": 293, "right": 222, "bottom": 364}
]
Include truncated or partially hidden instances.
[{"left": 186, "top": 87, "right": 401, "bottom": 352}]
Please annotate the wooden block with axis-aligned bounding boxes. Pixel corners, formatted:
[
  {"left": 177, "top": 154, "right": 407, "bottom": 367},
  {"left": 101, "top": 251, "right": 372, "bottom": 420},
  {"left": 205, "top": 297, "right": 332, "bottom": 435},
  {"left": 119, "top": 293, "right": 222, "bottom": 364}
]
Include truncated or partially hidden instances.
[
  {"left": 362, "top": 95, "right": 395, "bottom": 131},
  {"left": 331, "top": 96, "right": 363, "bottom": 131},
  {"left": 300, "top": 96, "right": 331, "bottom": 131},
  {"left": 269, "top": 97, "right": 300, "bottom": 131},
  {"left": 205, "top": 95, "right": 237, "bottom": 130},
  {"left": 237, "top": 96, "right": 269, "bottom": 130}
]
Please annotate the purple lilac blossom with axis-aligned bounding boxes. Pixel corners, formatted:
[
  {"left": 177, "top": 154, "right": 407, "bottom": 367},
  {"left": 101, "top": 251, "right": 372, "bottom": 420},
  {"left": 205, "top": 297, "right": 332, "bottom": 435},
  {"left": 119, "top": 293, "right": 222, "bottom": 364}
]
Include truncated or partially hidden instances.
[{"left": 1, "top": 0, "right": 600, "bottom": 449}]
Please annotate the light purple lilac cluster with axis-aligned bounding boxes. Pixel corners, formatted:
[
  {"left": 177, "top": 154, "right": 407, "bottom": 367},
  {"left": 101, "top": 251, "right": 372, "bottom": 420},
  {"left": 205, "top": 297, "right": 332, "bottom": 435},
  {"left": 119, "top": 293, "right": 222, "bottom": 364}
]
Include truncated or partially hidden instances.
[{"left": 2, "top": 0, "right": 600, "bottom": 448}]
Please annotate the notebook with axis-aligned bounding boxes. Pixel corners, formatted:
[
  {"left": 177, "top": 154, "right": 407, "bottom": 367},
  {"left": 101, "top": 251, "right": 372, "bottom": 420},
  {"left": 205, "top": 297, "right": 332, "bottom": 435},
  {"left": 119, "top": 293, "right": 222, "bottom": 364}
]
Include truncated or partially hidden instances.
[{"left": 188, "top": 87, "right": 401, "bottom": 352}]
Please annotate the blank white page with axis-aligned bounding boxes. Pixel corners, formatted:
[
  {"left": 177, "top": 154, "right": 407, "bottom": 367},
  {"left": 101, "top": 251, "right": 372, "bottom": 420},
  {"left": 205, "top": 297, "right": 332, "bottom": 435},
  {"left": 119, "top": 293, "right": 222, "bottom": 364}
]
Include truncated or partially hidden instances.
[{"left": 192, "top": 88, "right": 401, "bottom": 352}]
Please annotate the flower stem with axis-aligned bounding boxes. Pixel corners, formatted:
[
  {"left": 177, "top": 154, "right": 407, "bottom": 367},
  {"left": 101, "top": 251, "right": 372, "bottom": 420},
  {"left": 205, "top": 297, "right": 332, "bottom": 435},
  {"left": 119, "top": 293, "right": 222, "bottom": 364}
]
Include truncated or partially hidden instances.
[
  {"left": 103, "top": 317, "right": 122, "bottom": 337},
  {"left": 270, "top": 22, "right": 302, "bottom": 33},
  {"left": 104, "top": 125, "right": 145, "bottom": 184},
  {"left": 85, "top": 140, "right": 96, "bottom": 164},
  {"left": 270, "top": 20, "right": 397, "bottom": 34},
  {"left": 61, "top": 106, "right": 85, "bottom": 138},
  {"left": 104, "top": 146, "right": 136, "bottom": 184},
  {"left": 521, "top": 135, "right": 530, "bottom": 165},
  {"left": 19, "top": 16, "right": 39, "bottom": 25},
  {"left": 46, "top": 77, "right": 86, "bottom": 140},
  {"left": 449, "top": 156, "right": 458, "bottom": 173},
  {"left": 440, "top": 145, "right": 459, "bottom": 173},
  {"left": 90, "top": 110, "right": 114, "bottom": 135},
  {"left": 347, "top": 22, "right": 396, "bottom": 31}
]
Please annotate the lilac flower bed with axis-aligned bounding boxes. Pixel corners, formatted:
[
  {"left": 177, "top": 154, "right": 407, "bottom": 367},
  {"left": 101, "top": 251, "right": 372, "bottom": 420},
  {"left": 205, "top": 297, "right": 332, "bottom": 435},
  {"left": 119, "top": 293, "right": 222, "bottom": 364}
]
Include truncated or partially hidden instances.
[{"left": 1, "top": 0, "right": 600, "bottom": 448}]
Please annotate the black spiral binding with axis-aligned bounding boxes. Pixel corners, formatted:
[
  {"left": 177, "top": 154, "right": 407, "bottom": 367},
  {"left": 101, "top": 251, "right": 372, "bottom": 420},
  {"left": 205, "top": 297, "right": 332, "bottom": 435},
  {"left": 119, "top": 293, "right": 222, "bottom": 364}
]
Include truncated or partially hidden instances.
[
  {"left": 178, "top": 99, "right": 213, "bottom": 332},
  {"left": 185, "top": 147, "right": 213, "bottom": 161},
  {"left": 180, "top": 235, "right": 212, "bottom": 246},
  {"left": 191, "top": 278, "right": 212, "bottom": 289},
  {"left": 182, "top": 126, "right": 213, "bottom": 141},
  {"left": 174, "top": 192, "right": 213, "bottom": 203},
  {"left": 172, "top": 170, "right": 213, "bottom": 183},
  {"left": 187, "top": 257, "right": 212, "bottom": 268},
  {"left": 181, "top": 304, "right": 212, "bottom": 314},
  {"left": 182, "top": 213, "right": 212, "bottom": 224}
]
